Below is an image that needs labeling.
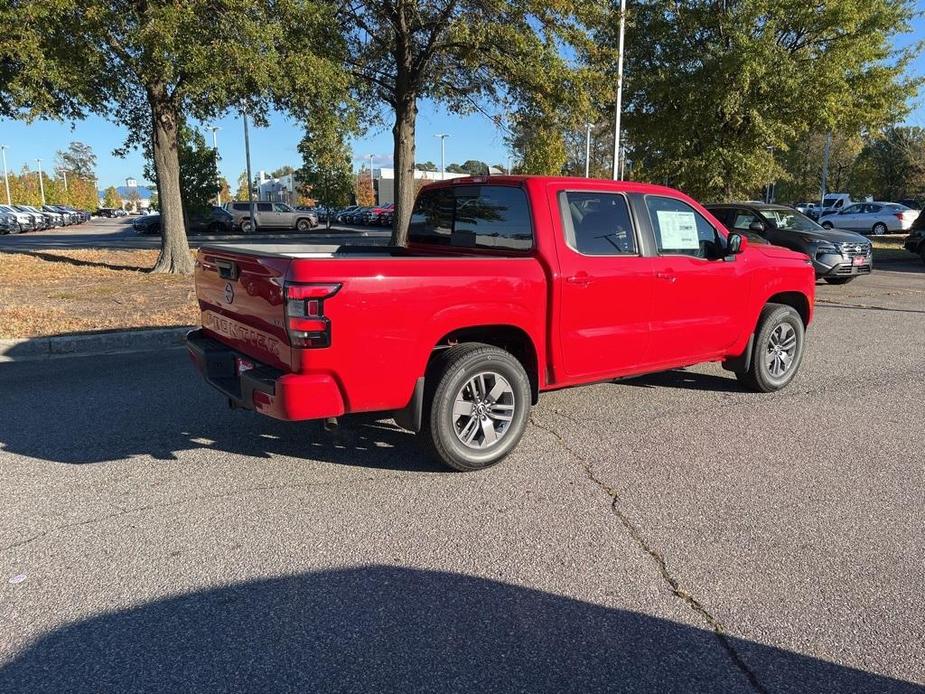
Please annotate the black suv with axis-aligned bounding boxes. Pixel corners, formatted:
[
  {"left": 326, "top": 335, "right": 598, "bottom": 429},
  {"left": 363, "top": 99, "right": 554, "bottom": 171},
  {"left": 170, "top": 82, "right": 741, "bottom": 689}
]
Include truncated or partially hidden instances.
[
  {"left": 903, "top": 209, "right": 925, "bottom": 264},
  {"left": 706, "top": 202, "right": 872, "bottom": 285}
]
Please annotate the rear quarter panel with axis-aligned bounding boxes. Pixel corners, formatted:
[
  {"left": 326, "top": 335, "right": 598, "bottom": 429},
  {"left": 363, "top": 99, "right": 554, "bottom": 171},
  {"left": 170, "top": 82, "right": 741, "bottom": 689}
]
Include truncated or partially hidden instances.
[{"left": 287, "top": 257, "right": 548, "bottom": 413}]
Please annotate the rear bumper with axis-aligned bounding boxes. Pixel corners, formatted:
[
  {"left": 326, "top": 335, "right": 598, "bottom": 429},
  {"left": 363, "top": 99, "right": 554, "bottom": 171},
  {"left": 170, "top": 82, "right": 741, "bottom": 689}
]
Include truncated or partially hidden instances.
[{"left": 186, "top": 329, "right": 345, "bottom": 421}]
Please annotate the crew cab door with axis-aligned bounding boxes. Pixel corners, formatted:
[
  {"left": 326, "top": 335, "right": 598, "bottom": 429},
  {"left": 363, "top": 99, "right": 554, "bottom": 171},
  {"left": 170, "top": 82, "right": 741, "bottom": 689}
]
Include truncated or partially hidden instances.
[
  {"left": 636, "top": 194, "right": 747, "bottom": 365},
  {"left": 552, "top": 188, "right": 658, "bottom": 381},
  {"left": 255, "top": 202, "right": 275, "bottom": 227}
]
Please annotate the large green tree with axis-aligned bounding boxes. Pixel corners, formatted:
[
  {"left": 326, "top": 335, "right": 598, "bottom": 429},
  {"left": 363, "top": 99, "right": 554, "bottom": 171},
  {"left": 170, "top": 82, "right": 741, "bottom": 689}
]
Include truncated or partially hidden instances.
[
  {"left": 1, "top": 0, "right": 345, "bottom": 273},
  {"left": 54, "top": 141, "right": 97, "bottom": 180},
  {"left": 103, "top": 186, "right": 121, "bottom": 209},
  {"left": 337, "top": 0, "right": 604, "bottom": 245},
  {"left": 144, "top": 124, "right": 220, "bottom": 217},
  {"left": 850, "top": 126, "right": 925, "bottom": 201},
  {"left": 297, "top": 113, "right": 355, "bottom": 217},
  {"left": 600, "top": 0, "right": 919, "bottom": 200}
]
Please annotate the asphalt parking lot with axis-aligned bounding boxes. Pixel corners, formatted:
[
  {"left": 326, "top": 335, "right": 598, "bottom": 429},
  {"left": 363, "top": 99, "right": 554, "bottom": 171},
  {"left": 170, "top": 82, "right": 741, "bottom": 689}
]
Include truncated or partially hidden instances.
[
  {"left": 0, "top": 216, "right": 388, "bottom": 250},
  {"left": 0, "top": 257, "right": 923, "bottom": 691}
]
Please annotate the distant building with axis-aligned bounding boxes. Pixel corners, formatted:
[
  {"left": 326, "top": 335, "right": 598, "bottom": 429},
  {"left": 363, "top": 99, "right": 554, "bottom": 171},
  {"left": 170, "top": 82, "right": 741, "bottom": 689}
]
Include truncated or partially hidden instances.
[
  {"left": 97, "top": 180, "right": 154, "bottom": 212},
  {"left": 256, "top": 171, "right": 297, "bottom": 204},
  {"left": 373, "top": 168, "right": 468, "bottom": 205}
]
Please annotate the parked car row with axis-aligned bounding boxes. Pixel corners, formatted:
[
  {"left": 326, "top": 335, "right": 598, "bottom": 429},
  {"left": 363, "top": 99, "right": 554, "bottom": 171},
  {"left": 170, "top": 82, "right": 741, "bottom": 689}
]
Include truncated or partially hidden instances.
[
  {"left": 133, "top": 206, "right": 236, "bottom": 236},
  {"left": 333, "top": 203, "right": 395, "bottom": 226},
  {"left": 0, "top": 203, "right": 91, "bottom": 234},
  {"left": 95, "top": 207, "right": 129, "bottom": 218}
]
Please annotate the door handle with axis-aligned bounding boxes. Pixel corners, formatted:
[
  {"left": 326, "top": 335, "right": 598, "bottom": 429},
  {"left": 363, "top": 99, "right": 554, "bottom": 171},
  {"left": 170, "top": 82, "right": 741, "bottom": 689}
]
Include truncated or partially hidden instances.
[
  {"left": 566, "top": 274, "right": 595, "bottom": 286},
  {"left": 656, "top": 272, "right": 677, "bottom": 283}
]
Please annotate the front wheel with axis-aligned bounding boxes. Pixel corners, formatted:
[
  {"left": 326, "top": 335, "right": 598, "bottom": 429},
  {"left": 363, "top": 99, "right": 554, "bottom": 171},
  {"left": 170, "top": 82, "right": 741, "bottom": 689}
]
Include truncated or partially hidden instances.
[
  {"left": 424, "top": 343, "right": 531, "bottom": 472},
  {"left": 872, "top": 222, "right": 888, "bottom": 236},
  {"left": 296, "top": 218, "right": 311, "bottom": 233},
  {"left": 824, "top": 277, "right": 855, "bottom": 285},
  {"left": 736, "top": 303, "right": 806, "bottom": 393}
]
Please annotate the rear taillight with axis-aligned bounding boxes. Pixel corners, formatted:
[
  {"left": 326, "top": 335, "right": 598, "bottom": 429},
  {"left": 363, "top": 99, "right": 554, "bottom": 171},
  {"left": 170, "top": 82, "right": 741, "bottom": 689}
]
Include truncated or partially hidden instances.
[
  {"left": 285, "top": 283, "right": 341, "bottom": 348},
  {"left": 895, "top": 213, "right": 903, "bottom": 221}
]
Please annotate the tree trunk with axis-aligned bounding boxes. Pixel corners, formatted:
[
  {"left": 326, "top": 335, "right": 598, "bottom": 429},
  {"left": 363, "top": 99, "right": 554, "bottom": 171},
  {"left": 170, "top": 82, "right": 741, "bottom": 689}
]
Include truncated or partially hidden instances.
[
  {"left": 148, "top": 88, "right": 193, "bottom": 274},
  {"left": 390, "top": 95, "right": 418, "bottom": 247}
]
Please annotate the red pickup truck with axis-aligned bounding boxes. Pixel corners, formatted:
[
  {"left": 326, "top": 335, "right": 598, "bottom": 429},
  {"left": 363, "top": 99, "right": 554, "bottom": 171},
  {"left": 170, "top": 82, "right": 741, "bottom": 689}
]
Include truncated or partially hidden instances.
[{"left": 187, "top": 176, "right": 815, "bottom": 471}]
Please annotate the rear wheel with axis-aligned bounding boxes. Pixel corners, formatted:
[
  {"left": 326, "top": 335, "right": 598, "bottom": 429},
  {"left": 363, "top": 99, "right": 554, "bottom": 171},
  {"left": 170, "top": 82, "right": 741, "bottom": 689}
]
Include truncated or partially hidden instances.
[
  {"left": 872, "top": 222, "right": 888, "bottom": 236},
  {"left": 240, "top": 219, "right": 254, "bottom": 234},
  {"left": 821, "top": 221, "right": 833, "bottom": 229},
  {"left": 824, "top": 277, "right": 854, "bottom": 285},
  {"left": 424, "top": 343, "right": 531, "bottom": 472},
  {"left": 736, "top": 303, "right": 805, "bottom": 393}
]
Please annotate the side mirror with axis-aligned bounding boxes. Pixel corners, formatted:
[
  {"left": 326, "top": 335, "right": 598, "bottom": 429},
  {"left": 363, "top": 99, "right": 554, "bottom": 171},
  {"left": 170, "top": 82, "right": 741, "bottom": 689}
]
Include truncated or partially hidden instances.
[
  {"left": 727, "top": 232, "right": 748, "bottom": 255},
  {"left": 748, "top": 220, "right": 766, "bottom": 233}
]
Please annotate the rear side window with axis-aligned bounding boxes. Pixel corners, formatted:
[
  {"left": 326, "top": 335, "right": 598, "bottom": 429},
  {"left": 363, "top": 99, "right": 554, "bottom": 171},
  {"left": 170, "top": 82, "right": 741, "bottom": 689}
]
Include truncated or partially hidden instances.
[
  {"left": 560, "top": 191, "right": 637, "bottom": 255},
  {"left": 645, "top": 196, "right": 723, "bottom": 259},
  {"left": 232, "top": 202, "right": 249, "bottom": 211},
  {"left": 257, "top": 202, "right": 272, "bottom": 212},
  {"left": 409, "top": 185, "right": 532, "bottom": 251}
]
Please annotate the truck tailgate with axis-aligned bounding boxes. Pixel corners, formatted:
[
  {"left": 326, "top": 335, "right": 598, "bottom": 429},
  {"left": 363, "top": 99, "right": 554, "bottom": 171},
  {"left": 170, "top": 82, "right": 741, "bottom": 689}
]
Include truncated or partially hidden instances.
[{"left": 195, "top": 248, "right": 292, "bottom": 370}]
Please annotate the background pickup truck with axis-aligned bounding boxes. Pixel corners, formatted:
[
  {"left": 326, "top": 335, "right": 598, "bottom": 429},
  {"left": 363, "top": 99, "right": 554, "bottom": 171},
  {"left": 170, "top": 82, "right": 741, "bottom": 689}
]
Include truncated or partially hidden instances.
[{"left": 188, "top": 176, "right": 815, "bottom": 471}]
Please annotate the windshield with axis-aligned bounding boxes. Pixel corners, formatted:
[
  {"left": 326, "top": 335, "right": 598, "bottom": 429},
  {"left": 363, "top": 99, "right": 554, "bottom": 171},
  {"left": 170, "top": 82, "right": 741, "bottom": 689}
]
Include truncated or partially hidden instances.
[
  {"left": 761, "top": 207, "right": 822, "bottom": 232},
  {"left": 822, "top": 197, "right": 844, "bottom": 208}
]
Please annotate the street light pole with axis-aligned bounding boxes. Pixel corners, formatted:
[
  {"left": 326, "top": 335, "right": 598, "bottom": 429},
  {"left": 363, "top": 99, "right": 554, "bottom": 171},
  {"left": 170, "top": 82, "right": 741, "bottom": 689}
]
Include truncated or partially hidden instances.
[
  {"left": 210, "top": 126, "right": 221, "bottom": 205},
  {"left": 35, "top": 158, "right": 46, "bottom": 205},
  {"left": 242, "top": 109, "right": 255, "bottom": 232},
  {"left": 585, "top": 123, "right": 592, "bottom": 178},
  {"left": 434, "top": 133, "right": 449, "bottom": 177},
  {"left": 61, "top": 169, "right": 68, "bottom": 192},
  {"left": 0, "top": 145, "right": 10, "bottom": 205},
  {"left": 612, "top": 0, "right": 627, "bottom": 180}
]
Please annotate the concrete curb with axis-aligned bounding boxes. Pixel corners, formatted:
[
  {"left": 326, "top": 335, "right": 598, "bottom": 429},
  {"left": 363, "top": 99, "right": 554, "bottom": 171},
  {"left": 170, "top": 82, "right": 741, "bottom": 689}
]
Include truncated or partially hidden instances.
[{"left": 0, "top": 326, "right": 194, "bottom": 363}]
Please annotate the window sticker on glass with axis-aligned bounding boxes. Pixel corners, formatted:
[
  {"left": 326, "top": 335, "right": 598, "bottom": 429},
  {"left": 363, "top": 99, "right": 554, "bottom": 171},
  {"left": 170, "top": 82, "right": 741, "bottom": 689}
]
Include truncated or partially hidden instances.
[{"left": 656, "top": 210, "right": 699, "bottom": 249}]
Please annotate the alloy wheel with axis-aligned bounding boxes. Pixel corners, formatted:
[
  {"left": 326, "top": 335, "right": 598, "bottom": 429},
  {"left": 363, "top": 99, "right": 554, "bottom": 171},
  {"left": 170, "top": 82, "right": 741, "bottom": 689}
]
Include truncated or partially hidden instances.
[
  {"left": 766, "top": 323, "right": 797, "bottom": 378},
  {"left": 452, "top": 371, "right": 516, "bottom": 450}
]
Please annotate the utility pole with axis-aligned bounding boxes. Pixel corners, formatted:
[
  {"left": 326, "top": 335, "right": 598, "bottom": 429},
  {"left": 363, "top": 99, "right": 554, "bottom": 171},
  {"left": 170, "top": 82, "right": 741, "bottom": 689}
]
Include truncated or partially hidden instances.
[
  {"left": 35, "top": 159, "right": 46, "bottom": 205},
  {"left": 242, "top": 109, "right": 255, "bottom": 232},
  {"left": 612, "top": 0, "right": 627, "bottom": 180},
  {"left": 210, "top": 126, "right": 221, "bottom": 205},
  {"left": 1, "top": 145, "right": 10, "bottom": 205},
  {"left": 585, "top": 124, "right": 592, "bottom": 178},
  {"left": 60, "top": 169, "right": 68, "bottom": 192},
  {"left": 820, "top": 132, "right": 831, "bottom": 212},
  {"left": 434, "top": 133, "right": 449, "bottom": 177},
  {"left": 368, "top": 154, "right": 375, "bottom": 204}
]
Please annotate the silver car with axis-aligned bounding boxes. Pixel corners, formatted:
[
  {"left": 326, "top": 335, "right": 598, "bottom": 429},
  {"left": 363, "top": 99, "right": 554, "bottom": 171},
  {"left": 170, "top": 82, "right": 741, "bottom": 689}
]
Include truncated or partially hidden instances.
[
  {"left": 224, "top": 201, "right": 318, "bottom": 233},
  {"left": 820, "top": 201, "right": 920, "bottom": 235}
]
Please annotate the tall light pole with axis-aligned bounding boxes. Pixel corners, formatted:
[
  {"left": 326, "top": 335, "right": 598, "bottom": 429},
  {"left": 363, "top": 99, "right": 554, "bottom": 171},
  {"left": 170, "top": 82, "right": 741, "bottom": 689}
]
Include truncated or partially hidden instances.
[
  {"left": 1, "top": 145, "right": 10, "bottom": 205},
  {"left": 585, "top": 123, "right": 593, "bottom": 178},
  {"left": 59, "top": 168, "right": 68, "bottom": 192},
  {"left": 210, "top": 126, "right": 221, "bottom": 205},
  {"left": 434, "top": 133, "right": 449, "bottom": 177},
  {"left": 367, "top": 154, "right": 375, "bottom": 203},
  {"left": 35, "top": 158, "right": 46, "bottom": 205},
  {"left": 820, "top": 131, "right": 831, "bottom": 212},
  {"left": 242, "top": 109, "right": 255, "bottom": 231},
  {"left": 612, "top": 0, "right": 627, "bottom": 180}
]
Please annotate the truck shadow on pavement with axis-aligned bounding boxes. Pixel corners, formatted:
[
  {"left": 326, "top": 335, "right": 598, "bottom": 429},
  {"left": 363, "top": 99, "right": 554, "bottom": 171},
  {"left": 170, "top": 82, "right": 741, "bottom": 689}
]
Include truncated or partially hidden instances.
[
  {"left": 620, "top": 369, "right": 744, "bottom": 393},
  {"left": 0, "top": 566, "right": 920, "bottom": 694},
  {"left": 0, "top": 350, "right": 442, "bottom": 471}
]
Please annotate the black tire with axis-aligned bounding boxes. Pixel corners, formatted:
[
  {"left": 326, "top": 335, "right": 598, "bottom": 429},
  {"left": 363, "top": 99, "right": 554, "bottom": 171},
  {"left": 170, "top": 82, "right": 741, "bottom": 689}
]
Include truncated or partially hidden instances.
[
  {"left": 824, "top": 277, "right": 855, "bottom": 285},
  {"left": 736, "top": 303, "right": 805, "bottom": 393},
  {"left": 240, "top": 219, "right": 254, "bottom": 234},
  {"left": 423, "top": 343, "right": 531, "bottom": 472},
  {"left": 207, "top": 222, "right": 223, "bottom": 235},
  {"left": 296, "top": 218, "right": 311, "bottom": 233},
  {"left": 872, "top": 222, "right": 888, "bottom": 236},
  {"left": 821, "top": 221, "right": 833, "bottom": 229}
]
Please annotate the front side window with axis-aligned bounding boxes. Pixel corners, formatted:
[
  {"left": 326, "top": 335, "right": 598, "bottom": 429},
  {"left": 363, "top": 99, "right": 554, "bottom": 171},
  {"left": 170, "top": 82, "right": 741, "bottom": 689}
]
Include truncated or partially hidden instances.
[
  {"left": 560, "top": 191, "right": 637, "bottom": 255},
  {"left": 409, "top": 185, "right": 532, "bottom": 251},
  {"left": 842, "top": 204, "right": 862, "bottom": 215},
  {"left": 645, "top": 196, "right": 723, "bottom": 259},
  {"left": 273, "top": 203, "right": 292, "bottom": 212}
]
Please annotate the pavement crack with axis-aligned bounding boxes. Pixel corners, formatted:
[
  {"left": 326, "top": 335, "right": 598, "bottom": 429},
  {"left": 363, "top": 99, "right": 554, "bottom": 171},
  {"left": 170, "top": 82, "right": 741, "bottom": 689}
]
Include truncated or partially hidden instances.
[
  {"left": 0, "top": 473, "right": 406, "bottom": 554},
  {"left": 529, "top": 413, "right": 770, "bottom": 694}
]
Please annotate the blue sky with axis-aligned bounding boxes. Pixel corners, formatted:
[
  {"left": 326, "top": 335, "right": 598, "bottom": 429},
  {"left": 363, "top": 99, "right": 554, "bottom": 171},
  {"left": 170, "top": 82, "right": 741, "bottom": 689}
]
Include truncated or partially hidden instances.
[{"left": 1, "top": 6, "right": 922, "bottom": 190}]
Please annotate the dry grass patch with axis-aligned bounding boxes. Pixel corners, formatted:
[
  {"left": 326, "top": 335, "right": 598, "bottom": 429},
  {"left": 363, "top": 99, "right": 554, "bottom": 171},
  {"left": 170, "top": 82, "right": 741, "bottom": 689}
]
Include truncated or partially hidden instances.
[{"left": 0, "top": 249, "right": 199, "bottom": 338}]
